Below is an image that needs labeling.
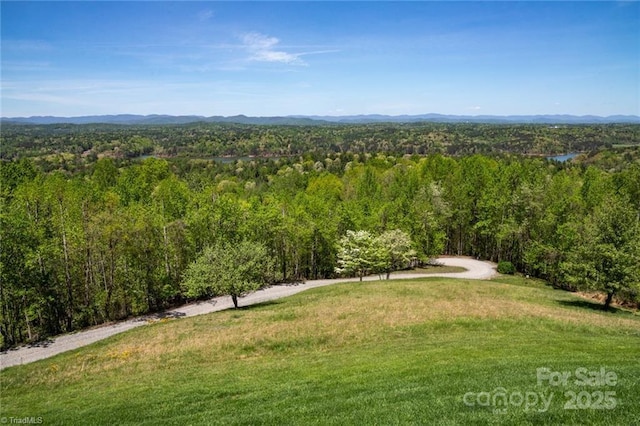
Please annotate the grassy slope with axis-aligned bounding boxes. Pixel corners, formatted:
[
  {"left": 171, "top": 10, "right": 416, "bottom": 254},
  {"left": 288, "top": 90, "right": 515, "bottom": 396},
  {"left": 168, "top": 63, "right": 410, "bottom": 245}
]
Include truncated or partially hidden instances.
[{"left": 1, "top": 276, "right": 639, "bottom": 425}]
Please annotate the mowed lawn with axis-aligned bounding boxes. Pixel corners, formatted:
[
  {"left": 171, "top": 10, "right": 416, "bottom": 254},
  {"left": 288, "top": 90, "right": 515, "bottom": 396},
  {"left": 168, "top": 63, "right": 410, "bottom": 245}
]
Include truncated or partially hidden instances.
[{"left": 1, "top": 277, "right": 639, "bottom": 425}]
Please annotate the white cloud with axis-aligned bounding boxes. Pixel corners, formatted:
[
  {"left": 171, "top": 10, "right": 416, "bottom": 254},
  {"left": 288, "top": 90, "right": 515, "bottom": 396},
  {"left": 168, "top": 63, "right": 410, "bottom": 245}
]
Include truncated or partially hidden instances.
[
  {"left": 197, "top": 10, "right": 214, "bottom": 21},
  {"left": 241, "top": 32, "right": 306, "bottom": 66},
  {"left": 1, "top": 61, "right": 53, "bottom": 72},
  {"left": 1, "top": 78, "right": 299, "bottom": 116},
  {"left": 2, "top": 40, "right": 52, "bottom": 51},
  {"left": 242, "top": 32, "right": 278, "bottom": 50}
]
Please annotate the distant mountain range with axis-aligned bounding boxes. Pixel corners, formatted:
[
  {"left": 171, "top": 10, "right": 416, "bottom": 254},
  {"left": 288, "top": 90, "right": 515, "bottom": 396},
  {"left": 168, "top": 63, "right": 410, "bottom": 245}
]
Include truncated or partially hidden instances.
[{"left": 2, "top": 113, "right": 639, "bottom": 125}]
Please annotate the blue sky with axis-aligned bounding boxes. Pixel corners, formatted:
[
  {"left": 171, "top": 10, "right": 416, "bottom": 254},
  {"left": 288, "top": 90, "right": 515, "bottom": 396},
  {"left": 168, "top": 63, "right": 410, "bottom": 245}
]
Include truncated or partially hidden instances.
[{"left": 2, "top": 1, "right": 639, "bottom": 117}]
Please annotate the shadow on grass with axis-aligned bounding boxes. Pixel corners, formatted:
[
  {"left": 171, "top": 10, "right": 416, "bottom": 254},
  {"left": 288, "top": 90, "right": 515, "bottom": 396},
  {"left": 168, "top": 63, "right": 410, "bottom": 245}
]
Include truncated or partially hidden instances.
[
  {"left": 237, "top": 300, "right": 283, "bottom": 311},
  {"left": 557, "top": 299, "right": 623, "bottom": 314}
]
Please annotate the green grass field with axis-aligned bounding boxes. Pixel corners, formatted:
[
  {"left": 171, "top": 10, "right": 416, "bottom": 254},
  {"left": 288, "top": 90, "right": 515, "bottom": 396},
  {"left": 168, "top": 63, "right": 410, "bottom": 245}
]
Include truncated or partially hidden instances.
[{"left": 1, "top": 276, "right": 639, "bottom": 425}]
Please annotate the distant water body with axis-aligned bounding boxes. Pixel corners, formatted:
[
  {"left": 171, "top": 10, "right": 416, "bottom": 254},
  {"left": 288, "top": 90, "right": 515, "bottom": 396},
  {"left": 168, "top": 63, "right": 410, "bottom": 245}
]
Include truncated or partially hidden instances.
[{"left": 547, "top": 153, "right": 579, "bottom": 162}]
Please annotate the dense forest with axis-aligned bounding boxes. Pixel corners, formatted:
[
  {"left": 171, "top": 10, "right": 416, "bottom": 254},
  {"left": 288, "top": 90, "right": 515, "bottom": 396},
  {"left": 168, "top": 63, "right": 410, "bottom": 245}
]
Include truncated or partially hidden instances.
[
  {"left": 2, "top": 122, "right": 639, "bottom": 167},
  {"left": 1, "top": 123, "right": 639, "bottom": 349}
]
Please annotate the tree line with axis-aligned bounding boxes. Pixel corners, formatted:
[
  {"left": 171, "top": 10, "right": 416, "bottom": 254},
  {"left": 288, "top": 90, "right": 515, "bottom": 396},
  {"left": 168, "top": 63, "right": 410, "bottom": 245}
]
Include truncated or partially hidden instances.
[
  {"left": 1, "top": 152, "right": 639, "bottom": 348},
  {"left": 3, "top": 122, "right": 639, "bottom": 168}
]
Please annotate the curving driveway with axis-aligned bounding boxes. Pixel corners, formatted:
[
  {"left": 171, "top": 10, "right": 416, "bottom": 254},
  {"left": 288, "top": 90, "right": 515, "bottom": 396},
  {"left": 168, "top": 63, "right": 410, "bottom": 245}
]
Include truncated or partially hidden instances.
[{"left": 0, "top": 257, "right": 495, "bottom": 370}]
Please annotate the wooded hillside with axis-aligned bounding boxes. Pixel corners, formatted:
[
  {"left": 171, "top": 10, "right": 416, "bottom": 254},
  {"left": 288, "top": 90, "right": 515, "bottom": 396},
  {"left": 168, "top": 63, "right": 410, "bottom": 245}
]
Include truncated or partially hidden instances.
[{"left": 1, "top": 123, "right": 639, "bottom": 348}]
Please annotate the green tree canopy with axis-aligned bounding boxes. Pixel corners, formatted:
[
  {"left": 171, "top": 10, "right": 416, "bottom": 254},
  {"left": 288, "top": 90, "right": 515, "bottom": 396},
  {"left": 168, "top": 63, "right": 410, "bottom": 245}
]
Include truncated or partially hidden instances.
[
  {"left": 562, "top": 196, "right": 640, "bottom": 309},
  {"left": 182, "top": 240, "right": 274, "bottom": 308}
]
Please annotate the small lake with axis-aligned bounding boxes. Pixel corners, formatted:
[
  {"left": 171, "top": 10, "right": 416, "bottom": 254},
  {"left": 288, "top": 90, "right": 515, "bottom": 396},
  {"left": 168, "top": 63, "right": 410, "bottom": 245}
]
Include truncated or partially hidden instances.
[{"left": 547, "top": 153, "right": 579, "bottom": 163}]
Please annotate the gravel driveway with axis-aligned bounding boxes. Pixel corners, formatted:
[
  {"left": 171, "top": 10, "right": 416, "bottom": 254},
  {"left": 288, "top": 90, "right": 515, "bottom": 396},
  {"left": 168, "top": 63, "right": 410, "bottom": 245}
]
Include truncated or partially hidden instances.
[{"left": 0, "top": 257, "right": 495, "bottom": 369}]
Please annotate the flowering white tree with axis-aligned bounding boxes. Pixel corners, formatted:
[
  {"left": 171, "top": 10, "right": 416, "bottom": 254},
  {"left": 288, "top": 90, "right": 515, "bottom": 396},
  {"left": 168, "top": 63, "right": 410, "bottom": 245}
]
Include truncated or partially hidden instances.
[
  {"left": 336, "top": 229, "right": 417, "bottom": 281},
  {"left": 335, "top": 230, "right": 385, "bottom": 281},
  {"left": 377, "top": 229, "right": 416, "bottom": 279}
]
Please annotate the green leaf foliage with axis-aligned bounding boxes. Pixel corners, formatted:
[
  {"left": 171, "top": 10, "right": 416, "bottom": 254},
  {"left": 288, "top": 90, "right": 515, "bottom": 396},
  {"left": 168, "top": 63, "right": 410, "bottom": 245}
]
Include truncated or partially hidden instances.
[
  {"left": 182, "top": 241, "right": 274, "bottom": 307},
  {"left": 497, "top": 261, "right": 516, "bottom": 275},
  {"left": 1, "top": 122, "right": 639, "bottom": 348},
  {"left": 561, "top": 195, "right": 640, "bottom": 309}
]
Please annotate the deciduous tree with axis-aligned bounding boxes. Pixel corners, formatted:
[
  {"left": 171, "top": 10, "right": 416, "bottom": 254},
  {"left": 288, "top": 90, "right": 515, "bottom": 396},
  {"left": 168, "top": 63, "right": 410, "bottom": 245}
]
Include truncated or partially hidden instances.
[
  {"left": 182, "top": 241, "right": 274, "bottom": 308},
  {"left": 376, "top": 229, "right": 416, "bottom": 279},
  {"left": 562, "top": 196, "right": 640, "bottom": 310},
  {"left": 335, "top": 230, "right": 385, "bottom": 281}
]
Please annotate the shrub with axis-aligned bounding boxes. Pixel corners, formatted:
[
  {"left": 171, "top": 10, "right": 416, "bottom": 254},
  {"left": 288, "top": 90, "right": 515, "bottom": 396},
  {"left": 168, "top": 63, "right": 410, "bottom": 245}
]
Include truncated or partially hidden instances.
[{"left": 497, "top": 261, "right": 516, "bottom": 275}]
